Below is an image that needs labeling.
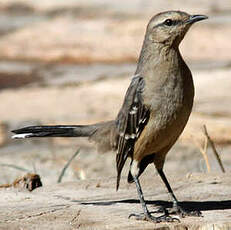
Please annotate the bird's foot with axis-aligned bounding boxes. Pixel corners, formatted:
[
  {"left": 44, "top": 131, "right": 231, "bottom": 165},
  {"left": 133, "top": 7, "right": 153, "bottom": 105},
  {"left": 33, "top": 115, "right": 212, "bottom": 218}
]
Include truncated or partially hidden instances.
[{"left": 128, "top": 211, "right": 180, "bottom": 223}]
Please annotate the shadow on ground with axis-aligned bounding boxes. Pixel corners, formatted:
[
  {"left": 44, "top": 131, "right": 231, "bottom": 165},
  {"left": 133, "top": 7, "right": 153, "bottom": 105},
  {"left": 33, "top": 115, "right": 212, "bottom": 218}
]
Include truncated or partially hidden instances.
[{"left": 79, "top": 199, "right": 231, "bottom": 212}]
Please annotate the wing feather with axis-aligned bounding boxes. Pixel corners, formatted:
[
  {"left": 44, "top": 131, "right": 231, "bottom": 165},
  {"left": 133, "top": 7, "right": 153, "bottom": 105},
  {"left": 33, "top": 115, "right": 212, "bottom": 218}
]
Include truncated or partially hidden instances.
[{"left": 115, "top": 75, "right": 150, "bottom": 190}]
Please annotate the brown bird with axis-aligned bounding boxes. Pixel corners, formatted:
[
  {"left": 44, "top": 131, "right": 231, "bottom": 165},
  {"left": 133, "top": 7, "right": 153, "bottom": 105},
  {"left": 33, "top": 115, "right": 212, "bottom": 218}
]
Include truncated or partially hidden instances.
[{"left": 12, "top": 11, "right": 208, "bottom": 222}]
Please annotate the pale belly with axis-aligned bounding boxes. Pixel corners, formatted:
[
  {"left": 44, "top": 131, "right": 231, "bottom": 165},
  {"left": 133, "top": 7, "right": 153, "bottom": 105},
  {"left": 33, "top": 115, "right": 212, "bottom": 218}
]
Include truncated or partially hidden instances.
[{"left": 134, "top": 97, "right": 193, "bottom": 160}]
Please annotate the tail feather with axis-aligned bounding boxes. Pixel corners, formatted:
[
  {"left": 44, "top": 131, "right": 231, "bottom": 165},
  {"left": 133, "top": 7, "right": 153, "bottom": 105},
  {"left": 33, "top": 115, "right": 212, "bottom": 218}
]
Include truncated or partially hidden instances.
[{"left": 12, "top": 124, "right": 99, "bottom": 139}]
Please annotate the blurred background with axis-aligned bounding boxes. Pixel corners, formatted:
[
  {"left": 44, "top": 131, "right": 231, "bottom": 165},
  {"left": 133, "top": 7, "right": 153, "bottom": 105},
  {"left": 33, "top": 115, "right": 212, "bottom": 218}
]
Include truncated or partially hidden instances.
[{"left": 0, "top": 0, "right": 231, "bottom": 186}]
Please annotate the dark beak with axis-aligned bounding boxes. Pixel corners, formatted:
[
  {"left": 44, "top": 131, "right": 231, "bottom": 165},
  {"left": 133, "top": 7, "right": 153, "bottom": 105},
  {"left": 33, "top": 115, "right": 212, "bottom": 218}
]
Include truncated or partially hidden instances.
[{"left": 186, "top": 14, "right": 208, "bottom": 24}]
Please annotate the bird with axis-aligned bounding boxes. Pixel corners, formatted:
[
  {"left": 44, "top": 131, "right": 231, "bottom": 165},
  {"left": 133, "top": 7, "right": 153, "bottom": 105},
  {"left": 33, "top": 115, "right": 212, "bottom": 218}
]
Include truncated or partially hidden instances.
[{"left": 12, "top": 11, "right": 208, "bottom": 222}]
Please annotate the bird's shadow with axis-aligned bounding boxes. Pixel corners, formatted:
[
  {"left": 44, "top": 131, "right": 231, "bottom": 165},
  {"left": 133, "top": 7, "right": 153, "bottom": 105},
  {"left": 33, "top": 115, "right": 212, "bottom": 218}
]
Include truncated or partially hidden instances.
[{"left": 78, "top": 199, "right": 231, "bottom": 212}]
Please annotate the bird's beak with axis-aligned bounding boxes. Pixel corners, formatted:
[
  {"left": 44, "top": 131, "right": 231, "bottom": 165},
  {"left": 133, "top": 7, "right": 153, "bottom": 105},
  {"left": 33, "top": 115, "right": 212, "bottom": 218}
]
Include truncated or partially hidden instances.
[{"left": 186, "top": 14, "right": 208, "bottom": 24}]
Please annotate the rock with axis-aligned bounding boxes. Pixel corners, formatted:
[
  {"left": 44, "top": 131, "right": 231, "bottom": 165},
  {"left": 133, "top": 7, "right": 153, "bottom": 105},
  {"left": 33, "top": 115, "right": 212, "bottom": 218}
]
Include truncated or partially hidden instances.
[
  {"left": 0, "top": 173, "right": 231, "bottom": 229},
  {"left": 0, "top": 173, "right": 42, "bottom": 191}
]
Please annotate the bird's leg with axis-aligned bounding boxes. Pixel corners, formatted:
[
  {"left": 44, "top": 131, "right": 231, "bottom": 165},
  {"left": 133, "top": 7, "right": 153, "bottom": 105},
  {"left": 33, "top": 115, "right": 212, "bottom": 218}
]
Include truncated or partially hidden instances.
[
  {"left": 157, "top": 169, "right": 202, "bottom": 217},
  {"left": 129, "top": 175, "right": 179, "bottom": 222}
]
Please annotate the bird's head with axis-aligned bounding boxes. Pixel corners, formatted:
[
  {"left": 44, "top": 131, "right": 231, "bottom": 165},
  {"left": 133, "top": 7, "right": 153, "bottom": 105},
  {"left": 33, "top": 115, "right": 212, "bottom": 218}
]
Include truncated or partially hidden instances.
[{"left": 146, "top": 11, "right": 208, "bottom": 47}]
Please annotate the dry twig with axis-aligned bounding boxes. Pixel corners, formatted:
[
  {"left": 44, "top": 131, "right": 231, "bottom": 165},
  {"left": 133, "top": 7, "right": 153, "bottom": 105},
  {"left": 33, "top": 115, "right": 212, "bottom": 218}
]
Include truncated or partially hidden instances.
[
  {"left": 57, "top": 149, "right": 80, "bottom": 183},
  {"left": 203, "top": 125, "right": 225, "bottom": 173},
  {"left": 194, "top": 136, "right": 210, "bottom": 173}
]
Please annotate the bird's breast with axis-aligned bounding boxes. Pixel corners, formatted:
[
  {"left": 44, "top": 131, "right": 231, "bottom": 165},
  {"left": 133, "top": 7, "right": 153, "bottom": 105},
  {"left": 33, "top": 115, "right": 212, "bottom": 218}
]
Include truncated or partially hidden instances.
[{"left": 140, "top": 71, "right": 194, "bottom": 153}]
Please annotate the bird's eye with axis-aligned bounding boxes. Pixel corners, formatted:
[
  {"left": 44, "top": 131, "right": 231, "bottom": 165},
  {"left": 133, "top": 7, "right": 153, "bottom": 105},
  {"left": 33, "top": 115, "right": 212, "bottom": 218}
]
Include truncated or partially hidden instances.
[{"left": 164, "top": 19, "right": 173, "bottom": 26}]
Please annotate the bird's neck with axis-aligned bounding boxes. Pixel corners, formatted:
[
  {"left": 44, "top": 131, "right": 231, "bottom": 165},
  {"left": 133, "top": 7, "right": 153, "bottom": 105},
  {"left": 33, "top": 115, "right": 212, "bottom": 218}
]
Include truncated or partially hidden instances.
[
  {"left": 135, "top": 40, "right": 194, "bottom": 110},
  {"left": 135, "top": 41, "right": 183, "bottom": 76}
]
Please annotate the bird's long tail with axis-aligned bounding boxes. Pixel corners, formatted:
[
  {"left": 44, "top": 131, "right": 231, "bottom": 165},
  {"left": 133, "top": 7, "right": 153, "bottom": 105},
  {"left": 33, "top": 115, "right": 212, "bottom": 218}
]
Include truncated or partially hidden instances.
[
  {"left": 12, "top": 123, "right": 107, "bottom": 139},
  {"left": 12, "top": 120, "right": 115, "bottom": 154}
]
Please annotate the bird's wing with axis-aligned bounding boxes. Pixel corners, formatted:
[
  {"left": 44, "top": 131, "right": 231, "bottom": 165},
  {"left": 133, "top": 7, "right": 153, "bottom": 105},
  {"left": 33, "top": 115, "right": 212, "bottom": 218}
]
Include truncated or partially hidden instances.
[{"left": 115, "top": 75, "right": 150, "bottom": 189}]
